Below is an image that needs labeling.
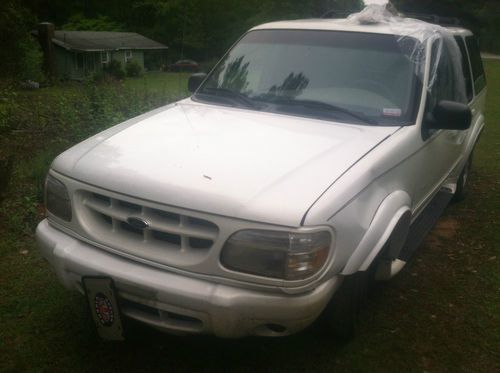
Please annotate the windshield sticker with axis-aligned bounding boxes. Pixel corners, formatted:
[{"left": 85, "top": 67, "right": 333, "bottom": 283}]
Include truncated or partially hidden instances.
[{"left": 383, "top": 108, "right": 402, "bottom": 117}]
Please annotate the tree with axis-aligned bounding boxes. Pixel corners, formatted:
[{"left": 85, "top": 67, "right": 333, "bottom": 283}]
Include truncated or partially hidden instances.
[
  {"left": 0, "top": 1, "right": 44, "bottom": 81},
  {"left": 9, "top": 0, "right": 500, "bottom": 70},
  {"left": 62, "top": 14, "right": 125, "bottom": 31}
]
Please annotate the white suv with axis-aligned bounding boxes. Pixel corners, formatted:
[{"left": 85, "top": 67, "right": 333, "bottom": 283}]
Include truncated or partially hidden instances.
[{"left": 36, "top": 7, "right": 486, "bottom": 339}]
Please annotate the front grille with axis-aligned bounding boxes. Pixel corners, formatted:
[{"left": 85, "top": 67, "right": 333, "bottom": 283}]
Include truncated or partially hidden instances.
[{"left": 80, "top": 192, "right": 219, "bottom": 257}]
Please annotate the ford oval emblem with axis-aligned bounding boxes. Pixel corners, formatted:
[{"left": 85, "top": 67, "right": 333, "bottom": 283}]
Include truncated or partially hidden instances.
[{"left": 127, "top": 217, "right": 150, "bottom": 230}]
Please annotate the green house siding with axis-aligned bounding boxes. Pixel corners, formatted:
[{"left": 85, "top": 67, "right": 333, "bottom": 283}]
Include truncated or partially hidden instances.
[{"left": 54, "top": 47, "right": 145, "bottom": 80}]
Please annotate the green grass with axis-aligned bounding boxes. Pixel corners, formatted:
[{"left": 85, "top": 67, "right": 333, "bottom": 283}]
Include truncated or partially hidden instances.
[
  {"left": 123, "top": 71, "right": 191, "bottom": 95},
  {"left": 16, "top": 71, "right": 191, "bottom": 97},
  {"left": 0, "top": 64, "right": 499, "bottom": 372}
]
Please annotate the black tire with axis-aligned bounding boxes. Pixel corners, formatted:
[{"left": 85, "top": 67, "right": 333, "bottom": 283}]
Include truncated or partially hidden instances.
[
  {"left": 323, "top": 271, "right": 371, "bottom": 340},
  {"left": 453, "top": 153, "right": 473, "bottom": 202}
]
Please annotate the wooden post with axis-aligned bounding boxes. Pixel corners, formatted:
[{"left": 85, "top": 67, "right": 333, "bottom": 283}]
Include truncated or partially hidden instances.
[{"left": 38, "top": 22, "right": 57, "bottom": 78}]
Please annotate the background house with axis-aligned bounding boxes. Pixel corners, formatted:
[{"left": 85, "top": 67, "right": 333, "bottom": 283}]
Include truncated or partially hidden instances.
[{"left": 34, "top": 23, "right": 168, "bottom": 80}]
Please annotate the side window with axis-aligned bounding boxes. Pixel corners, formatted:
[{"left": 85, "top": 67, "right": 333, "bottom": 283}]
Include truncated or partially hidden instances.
[
  {"left": 101, "top": 51, "right": 110, "bottom": 65},
  {"left": 455, "top": 36, "right": 474, "bottom": 102},
  {"left": 125, "top": 51, "right": 133, "bottom": 63},
  {"left": 427, "top": 40, "right": 462, "bottom": 112},
  {"left": 465, "top": 36, "right": 487, "bottom": 94}
]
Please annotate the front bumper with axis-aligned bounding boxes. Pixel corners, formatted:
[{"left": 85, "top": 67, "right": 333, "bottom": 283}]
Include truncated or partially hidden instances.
[{"left": 36, "top": 219, "right": 340, "bottom": 338}]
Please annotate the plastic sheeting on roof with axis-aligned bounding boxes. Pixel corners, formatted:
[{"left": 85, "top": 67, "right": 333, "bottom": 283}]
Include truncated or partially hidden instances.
[
  {"left": 363, "top": 0, "right": 389, "bottom": 5},
  {"left": 345, "top": 4, "right": 467, "bottom": 103}
]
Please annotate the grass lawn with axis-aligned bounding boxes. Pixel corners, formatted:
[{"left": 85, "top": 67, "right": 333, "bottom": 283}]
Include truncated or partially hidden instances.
[
  {"left": 123, "top": 71, "right": 191, "bottom": 95},
  {"left": 17, "top": 71, "right": 191, "bottom": 97},
  {"left": 0, "top": 64, "right": 499, "bottom": 372}
]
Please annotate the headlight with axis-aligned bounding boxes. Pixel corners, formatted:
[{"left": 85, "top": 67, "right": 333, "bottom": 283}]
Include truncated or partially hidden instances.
[
  {"left": 45, "top": 174, "right": 72, "bottom": 222},
  {"left": 221, "top": 230, "right": 332, "bottom": 281}
]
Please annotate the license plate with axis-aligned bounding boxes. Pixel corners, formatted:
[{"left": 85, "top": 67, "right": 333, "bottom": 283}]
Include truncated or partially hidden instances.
[{"left": 82, "top": 277, "right": 125, "bottom": 341}]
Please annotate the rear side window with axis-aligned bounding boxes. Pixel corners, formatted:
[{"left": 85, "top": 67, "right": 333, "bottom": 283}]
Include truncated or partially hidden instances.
[
  {"left": 465, "top": 36, "right": 487, "bottom": 94},
  {"left": 455, "top": 36, "right": 474, "bottom": 102}
]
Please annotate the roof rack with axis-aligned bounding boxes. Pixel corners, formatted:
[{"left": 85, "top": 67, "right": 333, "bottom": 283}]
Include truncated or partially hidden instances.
[{"left": 404, "top": 13, "right": 462, "bottom": 27}]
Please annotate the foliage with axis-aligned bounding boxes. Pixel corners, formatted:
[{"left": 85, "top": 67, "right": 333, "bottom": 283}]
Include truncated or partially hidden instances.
[
  {"left": 62, "top": 13, "right": 125, "bottom": 31},
  {"left": 475, "top": 2, "right": 500, "bottom": 53},
  {"left": 0, "top": 73, "right": 188, "bottom": 153},
  {"left": 104, "top": 60, "right": 126, "bottom": 80},
  {"left": 394, "top": 0, "right": 500, "bottom": 52},
  {"left": 91, "top": 70, "right": 107, "bottom": 83},
  {"left": 17, "top": 37, "right": 45, "bottom": 82},
  {"left": 0, "top": 88, "right": 20, "bottom": 136},
  {"left": 126, "top": 61, "right": 143, "bottom": 77},
  {"left": 0, "top": 1, "right": 44, "bottom": 81},
  {"left": 0, "top": 72, "right": 188, "bottom": 203},
  {"left": 5, "top": 0, "right": 500, "bottom": 85}
]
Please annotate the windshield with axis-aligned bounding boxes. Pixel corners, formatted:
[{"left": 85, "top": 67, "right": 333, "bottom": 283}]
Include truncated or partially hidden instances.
[{"left": 195, "top": 29, "right": 423, "bottom": 126}]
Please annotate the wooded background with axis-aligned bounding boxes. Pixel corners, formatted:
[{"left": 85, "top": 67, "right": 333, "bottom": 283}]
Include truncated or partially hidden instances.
[{"left": 2, "top": 0, "right": 500, "bottom": 81}]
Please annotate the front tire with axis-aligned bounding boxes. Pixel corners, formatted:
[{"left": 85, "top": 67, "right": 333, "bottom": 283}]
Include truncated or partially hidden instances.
[{"left": 324, "top": 271, "right": 371, "bottom": 340}]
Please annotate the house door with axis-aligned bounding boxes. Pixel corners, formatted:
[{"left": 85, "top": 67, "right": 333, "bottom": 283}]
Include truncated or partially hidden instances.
[{"left": 85, "top": 53, "right": 96, "bottom": 74}]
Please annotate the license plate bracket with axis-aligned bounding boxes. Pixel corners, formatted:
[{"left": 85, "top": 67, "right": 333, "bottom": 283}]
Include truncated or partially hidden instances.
[{"left": 82, "top": 277, "right": 125, "bottom": 341}]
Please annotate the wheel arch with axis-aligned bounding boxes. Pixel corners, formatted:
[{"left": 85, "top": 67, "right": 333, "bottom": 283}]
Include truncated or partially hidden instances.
[{"left": 341, "top": 190, "right": 412, "bottom": 275}]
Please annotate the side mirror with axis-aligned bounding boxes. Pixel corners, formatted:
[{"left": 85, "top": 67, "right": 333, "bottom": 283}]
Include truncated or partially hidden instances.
[
  {"left": 428, "top": 100, "right": 472, "bottom": 131},
  {"left": 188, "top": 73, "right": 207, "bottom": 93}
]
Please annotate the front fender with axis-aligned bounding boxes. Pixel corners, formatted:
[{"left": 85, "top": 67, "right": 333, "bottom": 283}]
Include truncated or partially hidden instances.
[{"left": 342, "top": 191, "right": 411, "bottom": 275}]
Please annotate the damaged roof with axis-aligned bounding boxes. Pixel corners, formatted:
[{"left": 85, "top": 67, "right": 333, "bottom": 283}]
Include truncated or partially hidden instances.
[{"left": 34, "top": 30, "right": 168, "bottom": 52}]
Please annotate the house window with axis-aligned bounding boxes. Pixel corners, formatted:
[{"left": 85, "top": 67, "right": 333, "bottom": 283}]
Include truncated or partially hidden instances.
[
  {"left": 125, "top": 50, "right": 133, "bottom": 63},
  {"left": 101, "top": 51, "right": 110, "bottom": 64}
]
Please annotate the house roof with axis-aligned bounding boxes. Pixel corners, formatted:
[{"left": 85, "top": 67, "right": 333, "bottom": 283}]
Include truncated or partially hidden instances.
[{"left": 34, "top": 30, "right": 168, "bottom": 52}]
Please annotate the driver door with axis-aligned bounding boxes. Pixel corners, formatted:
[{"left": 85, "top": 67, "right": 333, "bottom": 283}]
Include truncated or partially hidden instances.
[{"left": 413, "top": 39, "right": 468, "bottom": 212}]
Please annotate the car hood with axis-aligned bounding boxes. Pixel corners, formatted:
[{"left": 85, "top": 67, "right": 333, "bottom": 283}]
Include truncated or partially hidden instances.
[{"left": 53, "top": 100, "right": 398, "bottom": 226}]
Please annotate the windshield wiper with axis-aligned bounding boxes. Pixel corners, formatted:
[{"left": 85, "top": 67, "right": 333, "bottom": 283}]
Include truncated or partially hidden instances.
[
  {"left": 254, "top": 95, "right": 377, "bottom": 126},
  {"left": 196, "top": 87, "right": 260, "bottom": 110}
]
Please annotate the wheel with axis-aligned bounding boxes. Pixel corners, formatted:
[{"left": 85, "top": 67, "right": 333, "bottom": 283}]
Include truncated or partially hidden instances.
[
  {"left": 323, "top": 270, "right": 371, "bottom": 340},
  {"left": 453, "top": 152, "right": 473, "bottom": 202}
]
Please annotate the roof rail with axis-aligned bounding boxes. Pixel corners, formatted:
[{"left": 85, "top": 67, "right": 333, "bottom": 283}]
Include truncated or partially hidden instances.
[{"left": 405, "top": 13, "right": 462, "bottom": 27}]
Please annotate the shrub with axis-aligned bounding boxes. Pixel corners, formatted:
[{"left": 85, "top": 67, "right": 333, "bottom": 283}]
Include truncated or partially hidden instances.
[
  {"left": 126, "top": 61, "right": 142, "bottom": 77},
  {"left": 92, "top": 70, "right": 106, "bottom": 82},
  {"left": 105, "top": 60, "right": 126, "bottom": 80},
  {"left": 62, "top": 14, "right": 125, "bottom": 32},
  {"left": 0, "top": 88, "right": 20, "bottom": 136},
  {"left": 18, "top": 37, "right": 45, "bottom": 83}
]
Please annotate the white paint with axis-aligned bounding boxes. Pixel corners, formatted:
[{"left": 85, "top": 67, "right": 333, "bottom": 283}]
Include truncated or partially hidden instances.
[
  {"left": 53, "top": 99, "right": 396, "bottom": 226},
  {"left": 363, "top": 0, "right": 389, "bottom": 5}
]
